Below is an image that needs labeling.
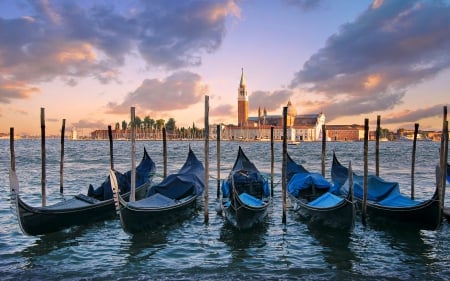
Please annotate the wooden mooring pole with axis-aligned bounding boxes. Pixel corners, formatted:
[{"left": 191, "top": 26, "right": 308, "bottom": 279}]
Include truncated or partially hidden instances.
[
  {"left": 60, "top": 119, "right": 66, "bottom": 194},
  {"left": 204, "top": 95, "right": 210, "bottom": 223},
  {"left": 270, "top": 126, "right": 274, "bottom": 198},
  {"left": 321, "top": 124, "right": 326, "bottom": 177},
  {"left": 108, "top": 125, "right": 114, "bottom": 170},
  {"left": 216, "top": 124, "right": 221, "bottom": 199},
  {"left": 130, "top": 107, "right": 136, "bottom": 202},
  {"left": 411, "top": 123, "right": 419, "bottom": 200},
  {"left": 362, "top": 118, "right": 369, "bottom": 226},
  {"left": 443, "top": 106, "right": 448, "bottom": 204},
  {"left": 163, "top": 128, "right": 167, "bottom": 179},
  {"left": 10, "top": 127, "right": 15, "bottom": 173},
  {"left": 282, "top": 107, "right": 287, "bottom": 224},
  {"left": 41, "top": 108, "right": 46, "bottom": 207},
  {"left": 376, "top": 115, "right": 380, "bottom": 177}
]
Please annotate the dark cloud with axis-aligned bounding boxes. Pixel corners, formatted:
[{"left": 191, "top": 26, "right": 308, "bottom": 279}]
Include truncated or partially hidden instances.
[
  {"left": 211, "top": 104, "right": 234, "bottom": 117},
  {"left": 382, "top": 104, "right": 445, "bottom": 125},
  {"left": 290, "top": 0, "right": 450, "bottom": 118},
  {"left": 46, "top": 117, "right": 60, "bottom": 123},
  {"left": 0, "top": 0, "right": 239, "bottom": 104},
  {"left": 307, "top": 90, "right": 405, "bottom": 122},
  {"left": 282, "top": 0, "right": 324, "bottom": 11},
  {"left": 105, "top": 71, "right": 208, "bottom": 114},
  {"left": 72, "top": 119, "right": 107, "bottom": 129},
  {"left": 0, "top": 78, "right": 40, "bottom": 103},
  {"left": 248, "top": 89, "right": 293, "bottom": 112},
  {"left": 137, "top": 0, "right": 239, "bottom": 69}
]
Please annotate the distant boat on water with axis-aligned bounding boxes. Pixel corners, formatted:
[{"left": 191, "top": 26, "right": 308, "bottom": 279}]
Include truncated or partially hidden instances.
[{"left": 398, "top": 134, "right": 432, "bottom": 141}]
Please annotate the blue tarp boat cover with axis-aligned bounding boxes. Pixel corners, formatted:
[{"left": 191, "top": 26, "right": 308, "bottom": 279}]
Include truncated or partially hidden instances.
[
  {"left": 287, "top": 172, "right": 332, "bottom": 197},
  {"left": 147, "top": 148, "right": 205, "bottom": 200},
  {"left": 128, "top": 193, "right": 177, "bottom": 208},
  {"left": 308, "top": 192, "right": 344, "bottom": 208},
  {"left": 221, "top": 176, "right": 270, "bottom": 198},
  {"left": 88, "top": 148, "right": 156, "bottom": 200},
  {"left": 340, "top": 175, "right": 420, "bottom": 207}
]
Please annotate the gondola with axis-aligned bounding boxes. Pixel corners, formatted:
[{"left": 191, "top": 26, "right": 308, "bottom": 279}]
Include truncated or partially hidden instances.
[
  {"left": 219, "top": 146, "right": 271, "bottom": 230},
  {"left": 331, "top": 152, "right": 442, "bottom": 230},
  {"left": 10, "top": 148, "right": 156, "bottom": 236},
  {"left": 111, "top": 147, "right": 205, "bottom": 235},
  {"left": 287, "top": 154, "right": 355, "bottom": 230}
]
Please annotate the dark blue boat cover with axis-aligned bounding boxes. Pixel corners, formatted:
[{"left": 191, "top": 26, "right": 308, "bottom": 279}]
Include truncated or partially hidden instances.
[
  {"left": 333, "top": 153, "right": 421, "bottom": 207},
  {"left": 87, "top": 148, "right": 156, "bottom": 200},
  {"left": 286, "top": 154, "right": 309, "bottom": 182},
  {"left": 221, "top": 179, "right": 270, "bottom": 198},
  {"left": 287, "top": 172, "right": 332, "bottom": 197},
  {"left": 340, "top": 175, "right": 421, "bottom": 207},
  {"left": 147, "top": 148, "right": 205, "bottom": 200}
]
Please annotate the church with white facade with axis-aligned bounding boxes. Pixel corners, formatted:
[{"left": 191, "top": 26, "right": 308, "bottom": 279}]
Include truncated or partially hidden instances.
[{"left": 223, "top": 69, "right": 325, "bottom": 141}]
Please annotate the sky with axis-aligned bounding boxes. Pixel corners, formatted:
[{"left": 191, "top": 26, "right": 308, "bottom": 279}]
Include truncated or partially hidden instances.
[{"left": 0, "top": 0, "right": 449, "bottom": 136}]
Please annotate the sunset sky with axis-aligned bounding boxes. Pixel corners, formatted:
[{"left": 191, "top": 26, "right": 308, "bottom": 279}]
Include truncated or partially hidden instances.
[{"left": 1, "top": 0, "right": 449, "bottom": 136}]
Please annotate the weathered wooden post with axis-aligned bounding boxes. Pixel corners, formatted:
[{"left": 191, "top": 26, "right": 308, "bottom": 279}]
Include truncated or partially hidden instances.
[
  {"left": 321, "top": 124, "right": 326, "bottom": 177},
  {"left": 10, "top": 127, "right": 15, "bottom": 173},
  {"left": 41, "top": 108, "right": 46, "bottom": 207},
  {"left": 60, "top": 119, "right": 66, "bottom": 193},
  {"left": 108, "top": 125, "right": 114, "bottom": 170},
  {"left": 411, "top": 123, "right": 419, "bottom": 200},
  {"left": 204, "top": 95, "right": 210, "bottom": 223},
  {"left": 270, "top": 126, "right": 274, "bottom": 197},
  {"left": 282, "top": 107, "right": 288, "bottom": 224},
  {"left": 376, "top": 115, "right": 380, "bottom": 177},
  {"left": 163, "top": 127, "right": 167, "bottom": 179},
  {"left": 362, "top": 118, "right": 369, "bottom": 226},
  {"left": 130, "top": 107, "right": 136, "bottom": 202},
  {"left": 216, "top": 124, "right": 221, "bottom": 199},
  {"left": 443, "top": 107, "right": 448, "bottom": 202}
]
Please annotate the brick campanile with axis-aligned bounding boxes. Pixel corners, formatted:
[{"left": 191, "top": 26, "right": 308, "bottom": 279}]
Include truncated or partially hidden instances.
[{"left": 237, "top": 68, "right": 248, "bottom": 127}]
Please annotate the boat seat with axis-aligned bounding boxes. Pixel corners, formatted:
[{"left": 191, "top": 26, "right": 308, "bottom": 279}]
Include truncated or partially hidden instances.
[{"left": 239, "top": 192, "right": 264, "bottom": 207}]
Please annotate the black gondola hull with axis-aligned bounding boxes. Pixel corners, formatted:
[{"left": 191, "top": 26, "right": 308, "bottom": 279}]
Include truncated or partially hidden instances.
[
  {"left": 118, "top": 196, "right": 201, "bottom": 234},
  {"left": 222, "top": 198, "right": 270, "bottom": 230},
  {"left": 112, "top": 148, "right": 205, "bottom": 235},
  {"left": 15, "top": 184, "right": 150, "bottom": 236},
  {"left": 288, "top": 193, "right": 355, "bottom": 230},
  {"left": 331, "top": 152, "right": 442, "bottom": 230},
  {"left": 356, "top": 194, "right": 441, "bottom": 230}
]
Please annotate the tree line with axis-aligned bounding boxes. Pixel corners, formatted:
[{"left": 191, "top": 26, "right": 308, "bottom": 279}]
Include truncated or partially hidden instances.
[{"left": 114, "top": 116, "right": 205, "bottom": 139}]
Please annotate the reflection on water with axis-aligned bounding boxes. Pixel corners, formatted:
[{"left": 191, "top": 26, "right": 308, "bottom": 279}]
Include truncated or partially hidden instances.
[
  {"left": 219, "top": 220, "right": 268, "bottom": 250},
  {"left": 307, "top": 225, "right": 356, "bottom": 271},
  {"left": 123, "top": 229, "right": 169, "bottom": 263}
]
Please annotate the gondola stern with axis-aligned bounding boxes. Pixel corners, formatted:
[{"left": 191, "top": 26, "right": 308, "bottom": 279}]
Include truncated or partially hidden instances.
[{"left": 9, "top": 168, "right": 33, "bottom": 236}]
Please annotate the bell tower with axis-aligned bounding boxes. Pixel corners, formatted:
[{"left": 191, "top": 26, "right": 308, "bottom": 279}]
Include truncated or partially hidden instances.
[{"left": 237, "top": 68, "right": 248, "bottom": 127}]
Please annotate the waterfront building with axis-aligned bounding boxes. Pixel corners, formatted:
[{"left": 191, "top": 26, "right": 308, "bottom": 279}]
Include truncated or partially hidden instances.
[{"left": 223, "top": 69, "right": 326, "bottom": 141}]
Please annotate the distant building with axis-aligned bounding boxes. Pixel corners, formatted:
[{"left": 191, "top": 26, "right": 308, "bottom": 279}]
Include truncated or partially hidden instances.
[
  {"left": 71, "top": 127, "right": 78, "bottom": 140},
  {"left": 326, "top": 125, "right": 365, "bottom": 141},
  {"left": 223, "top": 69, "right": 325, "bottom": 141}
]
